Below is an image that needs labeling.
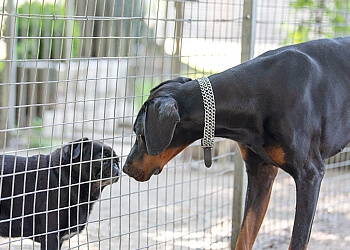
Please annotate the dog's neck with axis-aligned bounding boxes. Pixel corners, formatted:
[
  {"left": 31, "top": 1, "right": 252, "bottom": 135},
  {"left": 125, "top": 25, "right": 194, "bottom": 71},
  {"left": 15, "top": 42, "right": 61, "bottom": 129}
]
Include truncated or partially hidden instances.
[
  {"left": 213, "top": 72, "right": 264, "bottom": 147},
  {"left": 175, "top": 74, "right": 264, "bottom": 148}
]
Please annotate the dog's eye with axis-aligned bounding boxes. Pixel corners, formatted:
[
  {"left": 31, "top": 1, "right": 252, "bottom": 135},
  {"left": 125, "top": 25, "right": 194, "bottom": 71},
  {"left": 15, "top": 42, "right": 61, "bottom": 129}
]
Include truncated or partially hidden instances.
[{"left": 103, "top": 160, "right": 109, "bottom": 166}]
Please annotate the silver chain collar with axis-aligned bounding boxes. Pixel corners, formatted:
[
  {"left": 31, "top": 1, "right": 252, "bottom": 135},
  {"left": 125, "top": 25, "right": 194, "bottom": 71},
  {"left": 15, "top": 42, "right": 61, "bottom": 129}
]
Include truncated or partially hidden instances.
[{"left": 196, "top": 76, "right": 216, "bottom": 168}]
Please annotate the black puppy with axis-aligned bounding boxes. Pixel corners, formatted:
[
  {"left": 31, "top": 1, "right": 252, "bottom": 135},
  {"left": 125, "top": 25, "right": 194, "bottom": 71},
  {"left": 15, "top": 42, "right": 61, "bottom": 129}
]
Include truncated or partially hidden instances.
[{"left": 0, "top": 138, "right": 119, "bottom": 250}]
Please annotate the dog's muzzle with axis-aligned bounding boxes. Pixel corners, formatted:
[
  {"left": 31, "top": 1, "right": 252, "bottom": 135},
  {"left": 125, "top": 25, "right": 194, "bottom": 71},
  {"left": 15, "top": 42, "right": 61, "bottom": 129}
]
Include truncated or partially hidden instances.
[
  {"left": 123, "top": 162, "right": 161, "bottom": 182},
  {"left": 123, "top": 163, "right": 145, "bottom": 181}
]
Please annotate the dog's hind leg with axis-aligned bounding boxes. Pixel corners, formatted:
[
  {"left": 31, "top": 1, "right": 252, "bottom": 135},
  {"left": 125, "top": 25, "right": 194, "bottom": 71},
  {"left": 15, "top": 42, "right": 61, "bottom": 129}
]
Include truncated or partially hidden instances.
[
  {"left": 289, "top": 159, "right": 325, "bottom": 250},
  {"left": 235, "top": 145, "right": 278, "bottom": 250}
]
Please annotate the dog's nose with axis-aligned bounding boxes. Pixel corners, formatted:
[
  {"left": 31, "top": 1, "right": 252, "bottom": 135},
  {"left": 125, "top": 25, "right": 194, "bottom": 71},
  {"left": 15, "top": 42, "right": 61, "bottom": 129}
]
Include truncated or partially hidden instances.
[{"left": 123, "top": 164, "right": 130, "bottom": 175}]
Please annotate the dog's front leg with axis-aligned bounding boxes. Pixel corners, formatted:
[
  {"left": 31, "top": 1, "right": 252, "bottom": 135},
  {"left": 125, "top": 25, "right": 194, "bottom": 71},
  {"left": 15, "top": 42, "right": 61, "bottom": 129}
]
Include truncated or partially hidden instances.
[
  {"left": 235, "top": 145, "right": 278, "bottom": 250},
  {"left": 289, "top": 160, "right": 325, "bottom": 250}
]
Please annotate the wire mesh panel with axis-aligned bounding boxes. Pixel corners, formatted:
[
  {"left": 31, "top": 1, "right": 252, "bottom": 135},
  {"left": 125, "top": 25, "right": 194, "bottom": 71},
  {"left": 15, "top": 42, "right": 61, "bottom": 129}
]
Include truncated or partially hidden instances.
[
  {"left": 0, "top": 0, "right": 240, "bottom": 249},
  {"left": 253, "top": 1, "right": 350, "bottom": 249},
  {"left": 0, "top": 0, "right": 350, "bottom": 249}
]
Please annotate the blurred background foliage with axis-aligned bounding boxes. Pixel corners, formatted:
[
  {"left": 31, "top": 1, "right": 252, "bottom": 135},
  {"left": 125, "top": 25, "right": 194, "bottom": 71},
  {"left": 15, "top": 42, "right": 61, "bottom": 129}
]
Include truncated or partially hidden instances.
[{"left": 287, "top": 0, "right": 350, "bottom": 43}]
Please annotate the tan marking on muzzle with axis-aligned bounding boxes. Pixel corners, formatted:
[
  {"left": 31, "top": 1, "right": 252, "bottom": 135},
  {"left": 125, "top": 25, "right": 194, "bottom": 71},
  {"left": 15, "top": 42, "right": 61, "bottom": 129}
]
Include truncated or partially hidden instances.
[{"left": 133, "top": 145, "right": 189, "bottom": 180}]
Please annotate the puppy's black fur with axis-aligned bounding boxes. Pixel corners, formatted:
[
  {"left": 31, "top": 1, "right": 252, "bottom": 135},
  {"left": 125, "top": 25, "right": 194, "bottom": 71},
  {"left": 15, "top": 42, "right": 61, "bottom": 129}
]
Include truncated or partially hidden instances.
[{"left": 0, "top": 138, "right": 119, "bottom": 250}]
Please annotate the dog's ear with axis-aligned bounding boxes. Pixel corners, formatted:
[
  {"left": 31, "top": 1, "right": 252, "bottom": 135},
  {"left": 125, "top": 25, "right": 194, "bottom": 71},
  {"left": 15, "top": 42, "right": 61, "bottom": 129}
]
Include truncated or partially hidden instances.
[
  {"left": 144, "top": 97, "right": 180, "bottom": 156},
  {"left": 169, "top": 77, "right": 192, "bottom": 84},
  {"left": 150, "top": 77, "right": 192, "bottom": 93}
]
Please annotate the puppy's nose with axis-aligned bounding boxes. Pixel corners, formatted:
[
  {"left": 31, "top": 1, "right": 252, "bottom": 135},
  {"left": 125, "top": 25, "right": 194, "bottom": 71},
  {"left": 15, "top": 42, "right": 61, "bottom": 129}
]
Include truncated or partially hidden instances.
[{"left": 113, "top": 162, "right": 120, "bottom": 176}]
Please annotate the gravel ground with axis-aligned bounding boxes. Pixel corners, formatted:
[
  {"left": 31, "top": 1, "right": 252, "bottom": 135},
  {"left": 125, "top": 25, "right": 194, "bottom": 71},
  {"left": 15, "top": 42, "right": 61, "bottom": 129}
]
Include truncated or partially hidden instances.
[{"left": 1, "top": 155, "right": 349, "bottom": 250}]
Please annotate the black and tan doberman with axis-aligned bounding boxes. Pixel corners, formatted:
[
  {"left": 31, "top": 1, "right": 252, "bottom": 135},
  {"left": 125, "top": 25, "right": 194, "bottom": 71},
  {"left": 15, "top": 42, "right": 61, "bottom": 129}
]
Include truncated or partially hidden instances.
[{"left": 123, "top": 37, "right": 350, "bottom": 249}]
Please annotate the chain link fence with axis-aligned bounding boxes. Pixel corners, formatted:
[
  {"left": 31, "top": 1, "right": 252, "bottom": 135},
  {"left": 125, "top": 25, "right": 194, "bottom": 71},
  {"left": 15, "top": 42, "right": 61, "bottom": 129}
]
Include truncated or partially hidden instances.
[{"left": 0, "top": 0, "right": 349, "bottom": 249}]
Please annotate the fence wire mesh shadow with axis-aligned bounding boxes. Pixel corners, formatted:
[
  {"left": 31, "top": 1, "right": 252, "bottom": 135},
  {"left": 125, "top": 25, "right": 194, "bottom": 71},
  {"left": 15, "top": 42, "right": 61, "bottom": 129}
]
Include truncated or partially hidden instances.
[{"left": 0, "top": 0, "right": 350, "bottom": 249}]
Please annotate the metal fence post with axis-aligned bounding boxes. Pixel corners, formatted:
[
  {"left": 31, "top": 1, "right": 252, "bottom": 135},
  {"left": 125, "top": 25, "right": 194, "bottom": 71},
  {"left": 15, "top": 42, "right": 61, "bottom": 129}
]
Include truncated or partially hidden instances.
[
  {"left": 173, "top": 1, "right": 185, "bottom": 75},
  {"left": 1, "top": 0, "right": 17, "bottom": 148},
  {"left": 241, "top": 0, "right": 257, "bottom": 63},
  {"left": 231, "top": 144, "right": 247, "bottom": 249},
  {"left": 231, "top": 0, "right": 256, "bottom": 248}
]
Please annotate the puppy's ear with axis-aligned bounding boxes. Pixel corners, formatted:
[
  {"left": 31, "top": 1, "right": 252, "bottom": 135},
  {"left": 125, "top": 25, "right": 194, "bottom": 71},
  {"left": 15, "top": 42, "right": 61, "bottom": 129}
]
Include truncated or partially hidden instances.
[
  {"left": 72, "top": 137, "right": 89, "bottom": 143},
  {"left": 71, "top": 143, "right": 81, "bottom": 160},
  {"left": 144, "top": 97, "right": 180, "bottom": 156},
  {"left": 62, "top": 138, "right": 90, "bottom": 161}
]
